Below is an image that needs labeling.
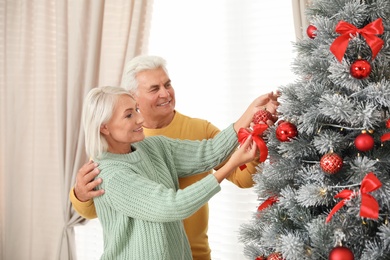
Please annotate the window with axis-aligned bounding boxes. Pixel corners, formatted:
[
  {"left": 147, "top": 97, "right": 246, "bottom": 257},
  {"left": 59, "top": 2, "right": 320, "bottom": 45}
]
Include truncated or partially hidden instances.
[
  {"left": 75, "top": 1, "right": 296, "bottom": 259},
  {"left": 147, "top": 2, "right": 296, "bottom": 258}
]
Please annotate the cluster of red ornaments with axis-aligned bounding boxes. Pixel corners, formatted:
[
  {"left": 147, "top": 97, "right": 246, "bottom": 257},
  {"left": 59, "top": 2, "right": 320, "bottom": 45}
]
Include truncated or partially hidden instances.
[
  {"left": 256, "top": 108, "right": 385, "bottom": 176},
  {"left": 255, "top": 247, "right": 354, "bottom": 260},
  {"left": 253, "top": 110, "right": 299, "bottom": 143},
  {"left": 320, "top": 130, "right": 376, "bottom": 174},
  {"left": 306, "top": 25, "right": 373, "bottom": 79},
  {"left": 253, "top": 111, "right": 299, "bottom": 142}
]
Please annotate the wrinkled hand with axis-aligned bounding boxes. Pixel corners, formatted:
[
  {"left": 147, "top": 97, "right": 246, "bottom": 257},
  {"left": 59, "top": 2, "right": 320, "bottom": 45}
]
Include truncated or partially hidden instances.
[
  {"left": 231, "top": 135, "right": 257, "bottom": 167},
  {"left": 74, "top": 160, "right": 104, "bottom": 202},
  {"left": 252, "top": 90, "right": 280, "bottom": 125},
  {"left": 234, "top": 90, "right": 280, "bottom": 133}
]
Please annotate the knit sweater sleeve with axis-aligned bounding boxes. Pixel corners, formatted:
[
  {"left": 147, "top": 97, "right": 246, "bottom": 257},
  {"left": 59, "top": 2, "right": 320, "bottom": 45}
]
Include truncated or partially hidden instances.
[
  {"left": 97, "top": 168, "right": 221, "bottom": 222},
  {"left": 165, "top": 123, "right": 239, "bottom": 177}
]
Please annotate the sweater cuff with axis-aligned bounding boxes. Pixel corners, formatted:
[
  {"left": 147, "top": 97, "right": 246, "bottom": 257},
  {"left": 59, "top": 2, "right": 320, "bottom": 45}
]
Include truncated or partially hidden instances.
[
  {"left": 69, "top": 187, "right": 94, "bottom": 206},
  {"left": 201, "top": 175, "right": 221, "bottom": 196}
]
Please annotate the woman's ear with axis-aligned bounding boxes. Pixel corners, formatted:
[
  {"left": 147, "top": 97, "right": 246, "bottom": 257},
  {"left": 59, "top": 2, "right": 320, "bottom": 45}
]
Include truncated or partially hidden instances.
[{"left": 100, "top": 124, "right": 109, "bottom": 135}]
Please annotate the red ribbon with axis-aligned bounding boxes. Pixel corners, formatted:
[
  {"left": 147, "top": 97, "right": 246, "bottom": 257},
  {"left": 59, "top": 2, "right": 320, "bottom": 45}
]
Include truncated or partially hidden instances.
[
  {"left": 238, "top": 124, "right": 269, "bottom": 170},
  {"left": 330, "top": 18, "right": 384, "bottom": 62},
  {"left": 258, "top": 196, "right": 278, "bottom": 211},
  {"left": 381, "top": 132, "right": 390, "bottom": 142},
  {"left": 326, "top": 172, "right": 382, "bottom": 223}
]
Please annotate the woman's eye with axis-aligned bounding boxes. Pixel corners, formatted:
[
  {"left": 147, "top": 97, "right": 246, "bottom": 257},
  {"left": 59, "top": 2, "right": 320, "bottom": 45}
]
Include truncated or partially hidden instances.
[{"left": 126, "top": 113, "right": 133, "bottom": 118}]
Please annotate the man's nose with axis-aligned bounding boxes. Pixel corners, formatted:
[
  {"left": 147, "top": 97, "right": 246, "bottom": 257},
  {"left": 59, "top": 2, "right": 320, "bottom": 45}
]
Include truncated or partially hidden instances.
[{"left": 159, "top": 87, "right": 170, "bottom": 97}]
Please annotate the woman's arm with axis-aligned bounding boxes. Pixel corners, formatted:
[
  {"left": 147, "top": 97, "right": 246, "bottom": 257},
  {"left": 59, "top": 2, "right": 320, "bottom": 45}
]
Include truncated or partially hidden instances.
[{"left": 98, "top": 135, "right": 256, "bottom": 222}]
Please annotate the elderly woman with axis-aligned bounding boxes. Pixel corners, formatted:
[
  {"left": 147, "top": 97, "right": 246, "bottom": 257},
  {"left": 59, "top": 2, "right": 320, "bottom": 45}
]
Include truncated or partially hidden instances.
[{"left": 82, "top": 85, "right": 261, "bottom": 259}]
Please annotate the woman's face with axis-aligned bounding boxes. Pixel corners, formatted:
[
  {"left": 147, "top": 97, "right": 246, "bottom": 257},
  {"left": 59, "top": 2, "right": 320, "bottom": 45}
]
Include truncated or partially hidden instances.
[{"left": 100, "top": 94, "right": 145, "bottom": 154}]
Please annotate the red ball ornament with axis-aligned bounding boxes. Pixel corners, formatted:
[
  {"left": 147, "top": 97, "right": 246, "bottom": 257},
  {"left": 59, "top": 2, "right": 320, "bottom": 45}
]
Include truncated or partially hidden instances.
[
  {"left": 255, "top": 256, "right": 266, "bottom": 260},
  {"left": 276, "top": 121, "right": 298, "bottom": 142},
  {"left": 328, "top": 246, "right": 354, "bottom": 260},
  {"left": 354, "top": 133, "right": 374, "bottom": 151},
  {"left": 267, "top": 252, "right": 284, "bottom": 260},
  {"left": 320, "top": 153, "right": 343, "bottom": 174},
  {"left": 253, "top": 109, "right": 273, "bottom": 125},
  {"left": 306, "top": 24, "right": 317, "bottom": 39},
  {"left": 386, "top": 119, "right": 390, "bottom": 129},
  {"left": 350, "top": 59, "right": 371, "bottom": 79}
]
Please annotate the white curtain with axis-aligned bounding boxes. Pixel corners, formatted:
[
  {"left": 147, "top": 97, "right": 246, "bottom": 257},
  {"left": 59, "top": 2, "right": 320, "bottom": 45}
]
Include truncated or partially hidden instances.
[
  {"left": 291, "top": 0, "right": 311, "bottom": 40},
  {"left": 0, "top": 0, "right": 152, "bottom": 259}
]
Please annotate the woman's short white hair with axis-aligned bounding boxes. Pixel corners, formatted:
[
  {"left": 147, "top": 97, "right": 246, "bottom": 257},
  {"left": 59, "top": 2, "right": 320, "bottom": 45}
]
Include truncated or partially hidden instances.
[
  {"left": 82, "top": 86, "right": 132, "bottom": 159},
  {"left": 121, "top": 55, "right": 169, "bottom": 95}
]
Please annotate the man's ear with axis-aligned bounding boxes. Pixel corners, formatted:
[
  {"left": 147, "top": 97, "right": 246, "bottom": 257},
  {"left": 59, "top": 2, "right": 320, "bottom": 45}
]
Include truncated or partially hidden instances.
[{"left": 100, "top": 124, "right": 109, "bottom": 135}]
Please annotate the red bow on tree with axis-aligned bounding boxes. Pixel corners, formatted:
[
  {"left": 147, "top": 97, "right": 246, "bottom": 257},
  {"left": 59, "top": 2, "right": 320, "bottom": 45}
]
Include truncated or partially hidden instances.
[
  {"left": 381, "top": 133, "right": 390, "bottom": 142},
  {"left": 258, "top": 196, "right": 278, "bottom": 211},
  {"left": 326, "top": 172, "right": 382, "bottom": 223},
  {"left": 330, "top": 18, "right": 384, "bottom": 62},
  {"left": 237, "top": 124, "right": 268, "bottom": 170}
]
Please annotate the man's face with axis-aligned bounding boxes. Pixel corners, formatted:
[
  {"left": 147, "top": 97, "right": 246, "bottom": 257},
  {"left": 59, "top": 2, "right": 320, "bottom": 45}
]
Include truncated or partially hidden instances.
[{"left": 134, "top": 67, "right": 176, "bottom": 123}]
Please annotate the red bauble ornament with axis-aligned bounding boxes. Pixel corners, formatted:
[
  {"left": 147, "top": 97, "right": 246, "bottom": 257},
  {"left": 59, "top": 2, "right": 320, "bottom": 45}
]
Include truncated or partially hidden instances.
[
  {"left": 255, "top": 256, "right": 266, "bottom": 260},
  {"left": 386, "top": 119, "right": 390, "bottom": 129},
  {"left": 354, "top": 133, "right": 374, "bottom": 151},
  {"left": 328, "top": 246, "right": 354, "bottom": 260},
  {"left": 350, "top": 59, "right": 371, "bottom": 79},
  {"left": 276, "top": 121, "right": 298, "bottom": 142},
  {"left": 306, "top": 24, "right": 317, "bottom": 39},
  {"left": 253, "top": 109, "right": 273, "bottom": 125},
  {"left": 267, "top": 252, "right": 284, "bottom": 260},
  {"left": 320, "top": 153, "right": 343, "bottom": 174}
]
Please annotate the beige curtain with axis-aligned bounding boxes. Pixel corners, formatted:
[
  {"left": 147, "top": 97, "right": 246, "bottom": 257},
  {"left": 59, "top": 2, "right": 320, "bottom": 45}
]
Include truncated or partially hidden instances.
[
  {"left": 291, "top": 0, "right": 311, "bottom": 40},
  {"left": 0, "top": 0, "right": 152, "bottom": 259}
]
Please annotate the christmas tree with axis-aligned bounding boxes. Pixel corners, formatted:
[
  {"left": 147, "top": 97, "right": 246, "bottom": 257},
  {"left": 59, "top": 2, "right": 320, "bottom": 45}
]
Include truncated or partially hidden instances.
[{"left": 239, "top": 0, "right": 390, "bottom": 259}]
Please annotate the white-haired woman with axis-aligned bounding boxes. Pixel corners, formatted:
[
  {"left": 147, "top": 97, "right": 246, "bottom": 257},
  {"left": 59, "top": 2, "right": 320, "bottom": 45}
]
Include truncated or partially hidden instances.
[{"left": 82, "top": 86, "right": 260, "bottom": 260}]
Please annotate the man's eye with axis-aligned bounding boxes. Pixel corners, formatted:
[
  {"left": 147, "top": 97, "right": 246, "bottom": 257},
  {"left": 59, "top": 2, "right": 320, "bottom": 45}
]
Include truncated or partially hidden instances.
[{"left": 135, "top": 108, "right": 140, "bottom": 113}]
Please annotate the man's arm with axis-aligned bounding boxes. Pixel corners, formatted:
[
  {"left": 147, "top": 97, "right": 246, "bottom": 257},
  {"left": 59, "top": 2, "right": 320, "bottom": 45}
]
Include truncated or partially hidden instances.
[
  {"left": 221, "top": 91, "right": 280, "bottom": 187},
  {"left": 69, "top": 160, "right": 104, "bottom": 219}
]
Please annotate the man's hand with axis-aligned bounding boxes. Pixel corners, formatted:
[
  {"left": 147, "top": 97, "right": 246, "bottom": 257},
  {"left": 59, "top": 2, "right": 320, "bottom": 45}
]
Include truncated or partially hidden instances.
[
  {"left": 234, "top": 90, "right": 280, "bottom": 133},
  {"left": 74, "top": 160, "right": 104, "bottom": 202},
  {"left": 256, "top": 90, "right": 280, "bottom": 124}
]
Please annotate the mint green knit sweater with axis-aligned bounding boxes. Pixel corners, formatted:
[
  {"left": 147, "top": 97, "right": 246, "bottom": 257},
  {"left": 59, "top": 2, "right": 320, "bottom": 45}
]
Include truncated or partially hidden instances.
[{"left": 94, "top": 124, "right": 238, "bottom": 260}]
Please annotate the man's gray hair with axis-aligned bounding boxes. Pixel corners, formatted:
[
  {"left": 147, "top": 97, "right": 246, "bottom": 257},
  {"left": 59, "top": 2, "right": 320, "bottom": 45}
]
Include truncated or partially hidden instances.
[{"left": 121, "top": 55, "right": 169, "bottom": 95}]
